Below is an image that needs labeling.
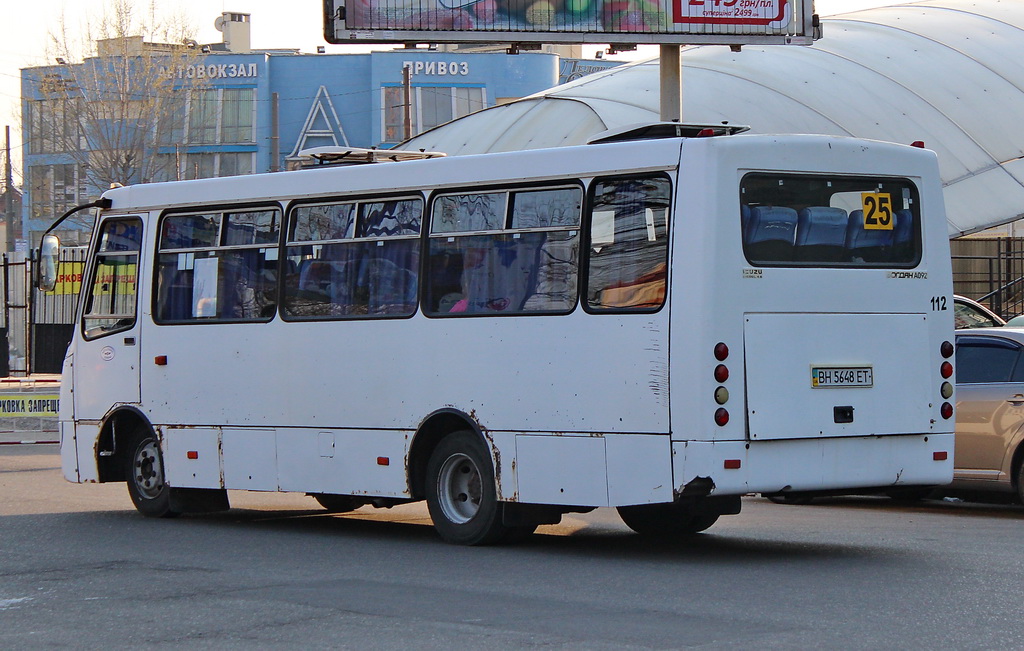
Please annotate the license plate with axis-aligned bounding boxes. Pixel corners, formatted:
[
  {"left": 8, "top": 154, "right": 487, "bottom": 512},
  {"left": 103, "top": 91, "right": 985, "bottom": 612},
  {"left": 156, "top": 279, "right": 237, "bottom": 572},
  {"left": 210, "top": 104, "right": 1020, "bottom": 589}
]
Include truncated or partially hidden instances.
[{"left": 811, "top": 366, "right": 873, "bottom": 388}]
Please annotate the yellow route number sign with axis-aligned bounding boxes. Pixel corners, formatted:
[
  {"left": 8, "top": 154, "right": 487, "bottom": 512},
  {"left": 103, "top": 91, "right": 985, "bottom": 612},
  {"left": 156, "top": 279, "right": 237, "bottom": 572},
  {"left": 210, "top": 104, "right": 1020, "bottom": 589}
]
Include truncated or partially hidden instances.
[{"left": 861, "top": 192, "right": 894, "bottom": 230}]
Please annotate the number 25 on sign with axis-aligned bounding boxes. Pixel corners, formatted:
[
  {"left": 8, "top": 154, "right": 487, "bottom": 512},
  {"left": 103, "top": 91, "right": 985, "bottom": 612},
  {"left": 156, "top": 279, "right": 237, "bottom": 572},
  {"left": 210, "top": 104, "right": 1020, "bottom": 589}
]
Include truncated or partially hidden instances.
[{"left": 862, "top": 192, "right": 893, "bottom": 230}]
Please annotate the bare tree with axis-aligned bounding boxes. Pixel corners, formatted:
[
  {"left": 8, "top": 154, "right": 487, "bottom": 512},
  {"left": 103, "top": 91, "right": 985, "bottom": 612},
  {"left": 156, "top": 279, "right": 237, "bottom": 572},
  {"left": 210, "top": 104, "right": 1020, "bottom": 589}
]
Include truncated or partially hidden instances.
[{"left": 27, "top": 0, "right": 206, "bottom": 202}]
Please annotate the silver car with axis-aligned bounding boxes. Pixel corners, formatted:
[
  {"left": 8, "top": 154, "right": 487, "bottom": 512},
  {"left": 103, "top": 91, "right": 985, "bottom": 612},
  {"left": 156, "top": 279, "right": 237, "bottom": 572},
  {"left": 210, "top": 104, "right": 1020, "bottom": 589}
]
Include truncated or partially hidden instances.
[{"left": 953, "top": 327, "right": 1024, "bottom": 502}]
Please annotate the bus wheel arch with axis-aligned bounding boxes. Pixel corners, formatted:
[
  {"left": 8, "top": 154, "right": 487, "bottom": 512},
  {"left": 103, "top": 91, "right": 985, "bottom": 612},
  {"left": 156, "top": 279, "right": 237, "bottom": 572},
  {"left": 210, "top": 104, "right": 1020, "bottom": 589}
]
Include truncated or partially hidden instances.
[
  {"left": 95, "top": 406, "right": 154, "bottom": 484},
  {"left": 409, "top": 409, "right": 488, "bottom": 501}
]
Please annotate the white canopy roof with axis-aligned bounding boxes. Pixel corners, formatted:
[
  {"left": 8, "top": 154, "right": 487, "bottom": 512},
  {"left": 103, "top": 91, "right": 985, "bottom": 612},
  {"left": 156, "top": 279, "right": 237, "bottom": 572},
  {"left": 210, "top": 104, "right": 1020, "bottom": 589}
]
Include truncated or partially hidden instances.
[{"left": 404, "top": 0, "right": 1024, "bottom": 237}]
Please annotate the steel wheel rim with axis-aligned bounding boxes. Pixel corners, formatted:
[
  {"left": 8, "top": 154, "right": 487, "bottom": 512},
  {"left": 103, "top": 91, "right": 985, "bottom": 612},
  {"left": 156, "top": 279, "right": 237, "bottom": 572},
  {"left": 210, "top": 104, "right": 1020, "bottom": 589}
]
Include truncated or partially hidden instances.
[
  {"left": 133, "top": 440, "right": 164, "bottom": 499},
  {"left": 437, "top": 452, "right": 482, "bottom": 524}
]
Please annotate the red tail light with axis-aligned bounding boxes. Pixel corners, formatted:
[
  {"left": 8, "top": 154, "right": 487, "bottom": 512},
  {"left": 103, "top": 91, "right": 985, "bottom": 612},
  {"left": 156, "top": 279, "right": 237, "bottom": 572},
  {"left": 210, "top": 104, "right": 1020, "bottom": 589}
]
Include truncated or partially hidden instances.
[
  {"left": 714, "top": 364, "right": 729, "bottom": 383},
  {"left": 714, "top": 342, "right": 729, "bottom": 361},
  {"left": 940, "top": 361, "right": 953, "bottom": 379},
  {"left": 714, "top": 408, "right": 729, "bottom": 426},
  {"left": 940, "top": 341, "right": 954, "bottom": 358}
]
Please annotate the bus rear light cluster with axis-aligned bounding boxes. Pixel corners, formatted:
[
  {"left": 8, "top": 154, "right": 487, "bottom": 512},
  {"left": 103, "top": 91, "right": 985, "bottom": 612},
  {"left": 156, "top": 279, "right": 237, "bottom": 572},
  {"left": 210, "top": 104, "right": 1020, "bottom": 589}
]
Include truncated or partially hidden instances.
[
  {"left": 939, "top": 340, "right": 954, "bottom": 420},
  {"left": 714, "top": 342, "right": 730, "bottom": 426}
]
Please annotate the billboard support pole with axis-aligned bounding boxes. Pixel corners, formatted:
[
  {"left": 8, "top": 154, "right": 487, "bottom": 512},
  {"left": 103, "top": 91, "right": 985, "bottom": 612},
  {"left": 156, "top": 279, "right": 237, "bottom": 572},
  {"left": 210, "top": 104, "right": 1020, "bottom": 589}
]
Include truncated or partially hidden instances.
[{"left": 659, "top": 44, "right": 681, "bottom": 122}]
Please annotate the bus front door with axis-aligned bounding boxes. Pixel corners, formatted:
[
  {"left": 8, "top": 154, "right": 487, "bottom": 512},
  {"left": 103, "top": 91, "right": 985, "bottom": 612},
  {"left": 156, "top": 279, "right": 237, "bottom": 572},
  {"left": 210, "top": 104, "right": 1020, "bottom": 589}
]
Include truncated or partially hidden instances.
[{"left": 73, "top": 217, "right": 144, "bottom": 421}]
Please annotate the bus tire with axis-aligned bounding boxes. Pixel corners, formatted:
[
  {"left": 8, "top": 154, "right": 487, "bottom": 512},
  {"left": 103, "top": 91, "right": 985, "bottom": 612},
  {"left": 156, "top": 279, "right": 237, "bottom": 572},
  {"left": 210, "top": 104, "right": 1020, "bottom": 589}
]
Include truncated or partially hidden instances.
[
  {"left": 125, "top": 428, "right": 179, "bottom": 519},
  {"left": 312, "top": 494, "right": 362, "bottom": 513},
  {"left": 616, "top": 502, "right": 719, "bottom": 536},
  {"left": 425, "top": 430, "right": 510, "bottom": 545}
]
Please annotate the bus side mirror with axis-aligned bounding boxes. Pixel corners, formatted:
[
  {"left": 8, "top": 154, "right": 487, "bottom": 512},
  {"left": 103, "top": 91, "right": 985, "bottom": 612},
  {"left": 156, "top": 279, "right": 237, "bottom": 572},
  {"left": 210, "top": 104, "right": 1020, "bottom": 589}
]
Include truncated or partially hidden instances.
[{"left": 37, "top": 234, "right": 60, "bottom": 292}]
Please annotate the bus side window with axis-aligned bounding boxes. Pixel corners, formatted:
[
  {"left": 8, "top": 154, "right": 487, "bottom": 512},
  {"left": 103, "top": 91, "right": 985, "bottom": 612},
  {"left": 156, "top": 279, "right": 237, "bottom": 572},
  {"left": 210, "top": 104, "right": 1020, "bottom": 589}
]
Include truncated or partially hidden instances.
[
  {"left": 154, "top": 209, "right": 280, "bottom": 323},
  {"left": 425, "top": 186, "right": 581, "bottom": 316},
  {"left": 282, "top": 198, "right": 421, "bottom": 319},
  {"left": 586, "top": 176, "right": 671, "bottom": 311}
]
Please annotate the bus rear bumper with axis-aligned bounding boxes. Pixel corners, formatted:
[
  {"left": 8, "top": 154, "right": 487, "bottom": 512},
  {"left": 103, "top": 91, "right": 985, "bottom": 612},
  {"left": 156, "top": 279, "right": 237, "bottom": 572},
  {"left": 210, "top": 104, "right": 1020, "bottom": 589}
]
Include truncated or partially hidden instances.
[{"left": 674, "top": 433, "right": 955, "bottom": 497}]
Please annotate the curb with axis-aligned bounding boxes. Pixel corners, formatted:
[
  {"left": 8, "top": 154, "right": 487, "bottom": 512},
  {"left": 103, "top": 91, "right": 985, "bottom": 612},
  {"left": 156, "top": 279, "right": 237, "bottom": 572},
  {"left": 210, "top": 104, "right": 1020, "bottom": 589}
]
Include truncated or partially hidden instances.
[{"left": 0, "top": 440, "right": 59, "bottom": 445}]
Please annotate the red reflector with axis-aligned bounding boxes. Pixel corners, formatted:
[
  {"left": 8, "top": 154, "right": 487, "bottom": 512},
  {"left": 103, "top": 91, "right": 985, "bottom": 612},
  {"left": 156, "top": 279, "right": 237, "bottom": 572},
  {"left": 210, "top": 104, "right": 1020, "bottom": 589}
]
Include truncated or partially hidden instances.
[
  {"left": 724, "top": 459, "right": 741, "bottom": 469},
  {"left": 154, "top": 355, "right": 168, "bottom": 366},
  {"left": 940, "top": 361, "right": 953, "bottom": 379},
  {"left": 714, "top": 408, "right": 729, "bottom": 426},
  {"left": 933, "top": 451, "right": 948, "bottom": 461},
  {"left": 714, "top": 342, "right": 729, "bottom": 361},
  {"left": 377, "top": 456, "right": 390, "bottom": 466},
  {"left": 941, "top": 402, "right": 954, "bottom": 420},
  {"left": 697, "top": 128, "right": 715, "bottom": 137},
  {"left": 714, "top": 364, "right": 729, "bottom": 383},
  {"left": 911, "top": 140, "right": 925, "bottom": 148},
  {"left": 187, "top": 451, "right": 198, "bottom": 460}
]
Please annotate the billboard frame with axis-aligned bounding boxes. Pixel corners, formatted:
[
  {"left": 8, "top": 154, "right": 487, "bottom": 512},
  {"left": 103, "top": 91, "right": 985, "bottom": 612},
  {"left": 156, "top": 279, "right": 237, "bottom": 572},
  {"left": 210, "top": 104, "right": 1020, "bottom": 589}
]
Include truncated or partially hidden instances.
[{"left": 323, "top": 0, "right": 817, "bottom": 47}]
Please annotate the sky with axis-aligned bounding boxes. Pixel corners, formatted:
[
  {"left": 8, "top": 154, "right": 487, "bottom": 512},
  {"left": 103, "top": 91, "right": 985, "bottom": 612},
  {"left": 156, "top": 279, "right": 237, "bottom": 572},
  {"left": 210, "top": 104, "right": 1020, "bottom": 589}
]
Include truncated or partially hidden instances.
[{"left": 2, "top": 0, "right": 897, "bottom": 184}]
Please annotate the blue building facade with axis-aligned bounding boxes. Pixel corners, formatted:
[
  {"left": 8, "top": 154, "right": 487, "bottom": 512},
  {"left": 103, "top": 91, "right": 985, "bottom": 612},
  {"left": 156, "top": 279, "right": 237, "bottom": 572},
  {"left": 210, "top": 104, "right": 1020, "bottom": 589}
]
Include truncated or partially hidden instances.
[{"left": 22, "top": 47, "right": 613, "bottom": 243}]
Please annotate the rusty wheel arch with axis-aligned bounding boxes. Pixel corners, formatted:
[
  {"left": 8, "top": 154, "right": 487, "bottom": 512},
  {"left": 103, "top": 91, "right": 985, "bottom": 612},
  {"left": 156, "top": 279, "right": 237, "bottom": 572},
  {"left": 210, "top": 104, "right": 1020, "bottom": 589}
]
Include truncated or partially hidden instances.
[
  {"left": 408, "top": 408, "right": 487, "bottom": 501},
  {"left": 96, "top": 407, "right": 155, "bottom": 483}
]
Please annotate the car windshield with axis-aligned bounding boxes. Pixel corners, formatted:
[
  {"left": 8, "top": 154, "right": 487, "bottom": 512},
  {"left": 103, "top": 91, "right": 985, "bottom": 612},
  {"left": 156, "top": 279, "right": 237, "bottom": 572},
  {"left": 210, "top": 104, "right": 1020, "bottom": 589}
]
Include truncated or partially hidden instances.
[{"left": 954, "top": 298, "right": 1003, "bottom": 329}]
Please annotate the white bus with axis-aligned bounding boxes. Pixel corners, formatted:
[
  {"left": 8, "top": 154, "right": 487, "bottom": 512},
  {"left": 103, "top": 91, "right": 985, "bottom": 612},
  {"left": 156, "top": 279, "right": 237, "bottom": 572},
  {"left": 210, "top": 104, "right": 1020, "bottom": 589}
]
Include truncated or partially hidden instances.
[{"left": 42, "top": 125, "right": 957, "bottom": 545}]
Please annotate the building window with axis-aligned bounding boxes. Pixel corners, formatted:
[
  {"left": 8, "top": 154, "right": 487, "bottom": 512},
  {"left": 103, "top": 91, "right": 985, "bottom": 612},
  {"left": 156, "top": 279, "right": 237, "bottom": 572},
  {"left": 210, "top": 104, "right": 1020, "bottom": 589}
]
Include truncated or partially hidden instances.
[
  {"left": 222, "top": 89, "right": 255, "bottom": 144},
  {"left": 27, "top": 98, "right": 82, "bottom": 155},
  {"left": 29, "top": 164, "right": 88, "bottom": 221},
  {"left": 157, "top": 152, "right": 255, "bottom": 181},
  {"left": 187, "top": 88, "right": 255, "bottom": 145},
  {"left": 382, "top": 86, "right": 485, "bottom": 143}
]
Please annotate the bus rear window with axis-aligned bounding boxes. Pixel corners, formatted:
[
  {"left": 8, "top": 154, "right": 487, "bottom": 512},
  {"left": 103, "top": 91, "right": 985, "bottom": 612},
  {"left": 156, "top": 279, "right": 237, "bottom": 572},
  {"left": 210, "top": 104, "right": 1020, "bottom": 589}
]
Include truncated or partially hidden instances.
[{"left": 740, "top": 174, "right": 921, "bottom": 268}]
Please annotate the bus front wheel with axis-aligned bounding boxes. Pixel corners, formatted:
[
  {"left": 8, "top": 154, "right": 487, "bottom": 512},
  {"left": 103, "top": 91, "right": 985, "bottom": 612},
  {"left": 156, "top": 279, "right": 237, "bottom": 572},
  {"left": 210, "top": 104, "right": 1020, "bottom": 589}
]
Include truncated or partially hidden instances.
[
  {"left": 125, "top": 429, "right": 179, "bottom": 518},
  {"left": 616, "top": 502, "right": 719, "bottom": 536},
  {"left": 425, "top": 430, "right": 524, "bottom": 545}
]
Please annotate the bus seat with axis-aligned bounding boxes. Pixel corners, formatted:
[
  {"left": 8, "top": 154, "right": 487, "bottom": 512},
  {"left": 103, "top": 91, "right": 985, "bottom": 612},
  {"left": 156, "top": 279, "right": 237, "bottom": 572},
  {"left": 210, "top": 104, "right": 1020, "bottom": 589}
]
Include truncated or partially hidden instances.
[
  {"left": 160, "top": 269, "right": 194, "bottom": 320},
  {"left": 741, "top": 204, "right": 751, "bottom": 236},
  {"left": 893, "top": 209, "right": 915, "bottom": 258},
  {"left": 795, "top": 207, "right": 848, "bottom": 262},
  {"left": 845, "top": 210, "right": 894, "bottom": 262},
  {"left": 745, "top": 206, "right": 798, "bottom": 262}
]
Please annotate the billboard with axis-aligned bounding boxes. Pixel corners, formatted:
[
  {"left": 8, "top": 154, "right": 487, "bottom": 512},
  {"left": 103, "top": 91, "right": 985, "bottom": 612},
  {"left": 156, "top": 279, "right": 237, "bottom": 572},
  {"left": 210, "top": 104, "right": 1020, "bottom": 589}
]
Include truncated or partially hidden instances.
[{"left": 324, "top": 0, "right": 816, "bottom": 46}]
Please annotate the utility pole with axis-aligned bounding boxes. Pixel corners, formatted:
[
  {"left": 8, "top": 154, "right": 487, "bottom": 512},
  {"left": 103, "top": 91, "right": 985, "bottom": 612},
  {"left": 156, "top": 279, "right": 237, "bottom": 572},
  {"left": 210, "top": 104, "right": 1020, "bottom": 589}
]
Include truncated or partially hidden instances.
[
  {"left": 270, "top": 92, "right": 280, "bottom": 172},
  {"left": 403, "top": 64, "right": 413, "bottom": 141},
  {"left": 3, "top": 126, "right": 14, "bottom": 252}
]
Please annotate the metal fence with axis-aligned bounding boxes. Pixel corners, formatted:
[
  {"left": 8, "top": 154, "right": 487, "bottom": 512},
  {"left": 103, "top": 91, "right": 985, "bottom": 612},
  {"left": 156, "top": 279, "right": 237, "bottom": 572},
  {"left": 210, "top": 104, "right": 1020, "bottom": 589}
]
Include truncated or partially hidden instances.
[
  {"left": 0, "top": 248, "right": 87, "bottom": 376},
  {"left": 951, "top": 238, "right": 1024, "bottom": 320}
]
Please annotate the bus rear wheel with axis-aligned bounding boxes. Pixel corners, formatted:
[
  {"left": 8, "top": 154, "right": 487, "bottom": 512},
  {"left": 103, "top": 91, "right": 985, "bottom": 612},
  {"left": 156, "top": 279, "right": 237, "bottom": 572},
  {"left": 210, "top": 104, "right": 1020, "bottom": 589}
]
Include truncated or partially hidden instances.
[
  {"left": 125, "top": 428, "right": 179, "bottom": 518},
  {"left": 426, "top": 431, "right": 525, "bottom": 545},
  {"left": 617, "top": 502, "right": 719, "bottom": 536}
]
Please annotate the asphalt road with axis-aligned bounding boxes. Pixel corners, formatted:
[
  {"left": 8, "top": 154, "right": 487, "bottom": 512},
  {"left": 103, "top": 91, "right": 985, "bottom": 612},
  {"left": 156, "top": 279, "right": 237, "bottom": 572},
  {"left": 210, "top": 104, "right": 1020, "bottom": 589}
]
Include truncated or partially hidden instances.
[{"left": 2, "top": 445, "right": 1023, "bottom": 649}]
